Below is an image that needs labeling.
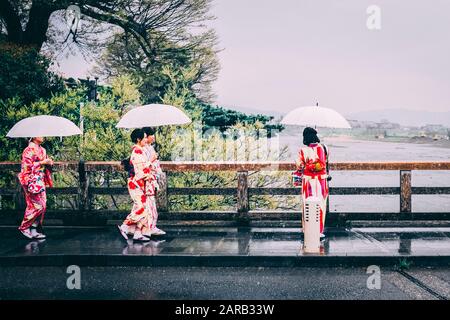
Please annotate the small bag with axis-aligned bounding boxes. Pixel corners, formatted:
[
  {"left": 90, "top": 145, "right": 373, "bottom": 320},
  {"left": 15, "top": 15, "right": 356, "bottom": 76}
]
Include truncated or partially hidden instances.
[
  {"left": 292, "top": 170, "right": 303, "bottom": 188},
  {"left": 27, "top": 173, "right": 45, "bottom": 194},
  {"left": 305, "top": 159, "right": 326, "bottom": 173}
]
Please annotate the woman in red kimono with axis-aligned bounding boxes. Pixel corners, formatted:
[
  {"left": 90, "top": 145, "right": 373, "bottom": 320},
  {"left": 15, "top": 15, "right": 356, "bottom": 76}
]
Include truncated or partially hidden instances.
[
  {"left": 296, "top": 127, "right": 329, "bottom": 237},
  {"left": 18, "top": 137, "right": 53, "bottom": 239},
  {"left": 118, "top": 129, "right": 157, "bottom": 242}
]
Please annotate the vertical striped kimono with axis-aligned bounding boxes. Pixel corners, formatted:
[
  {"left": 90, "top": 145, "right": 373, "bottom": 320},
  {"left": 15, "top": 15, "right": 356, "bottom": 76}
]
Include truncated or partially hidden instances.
[{"left": 297, "top": 143, "right": 329, "bottom": 233}]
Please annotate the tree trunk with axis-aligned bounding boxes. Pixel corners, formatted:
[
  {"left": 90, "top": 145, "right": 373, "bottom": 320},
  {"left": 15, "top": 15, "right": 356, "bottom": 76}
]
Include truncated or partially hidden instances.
[
  {"left": 0, "top": 0, "right": 23, "bottom": 43},
  {"left": 22, "top": 2, "right": 54, "bottom": 49},
  {"left": 0, "top": 0, "right": 56, "bottom": 50}
]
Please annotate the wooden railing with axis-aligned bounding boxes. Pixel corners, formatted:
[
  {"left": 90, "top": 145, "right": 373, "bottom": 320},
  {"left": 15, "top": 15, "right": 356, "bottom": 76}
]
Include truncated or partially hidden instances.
[{"left": 1, "top": 161, "right": 450, "bottom": 224}]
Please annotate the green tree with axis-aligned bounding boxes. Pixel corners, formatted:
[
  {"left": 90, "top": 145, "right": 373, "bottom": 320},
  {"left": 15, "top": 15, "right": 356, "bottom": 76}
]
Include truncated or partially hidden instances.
[
  {"left": 0, "top": 76, "right": 142, "bottom": 210},
  {"left": 0, "top": 75, "right": 141, "bottom": 162},
  {"left": 0, "top": 0, "right": 215, "bottom": 53},
  {"left": 1, "top": 0, "right": 218, "bottom": 105},
  {"left": 96, "top": 27, "right": 219, "bottom": 103},
  {"left": 0, "top": 42, "right": 64, "bottom": 104}
]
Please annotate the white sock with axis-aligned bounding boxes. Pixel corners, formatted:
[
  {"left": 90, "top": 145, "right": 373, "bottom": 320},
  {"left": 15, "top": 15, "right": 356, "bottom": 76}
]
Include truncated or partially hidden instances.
[
  {"left": 30, "top": 228, "right": 39, "bottom": 237},
  {"left": 127, "top": 225, "right": 136, "bottom": 234}
]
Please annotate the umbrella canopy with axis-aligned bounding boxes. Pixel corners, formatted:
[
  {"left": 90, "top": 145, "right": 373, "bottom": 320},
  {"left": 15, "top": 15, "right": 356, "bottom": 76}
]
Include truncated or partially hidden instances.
[
  {"left": 116, "top": 104, "right": 192, "bottom": 128},
  {"left": 281, "top": 106, "right": 351, "bottom": 129},
  {"left": 6, "top": 115, "right": 82, "bottom": 138}
]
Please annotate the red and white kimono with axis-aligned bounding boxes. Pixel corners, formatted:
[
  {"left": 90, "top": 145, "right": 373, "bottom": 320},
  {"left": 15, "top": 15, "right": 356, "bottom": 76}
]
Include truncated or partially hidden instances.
[
  {"left": 297, "top": 143, "right": 329, "bottom": 233},
  {"left": 18, "top": 142, "right": 53, "bottom": 231},
  {"left": 143, "top": 144, "right": 163, "bottom": 229},
  {"left": 122, "top": 145, "right": 158, "bottom": 233}
]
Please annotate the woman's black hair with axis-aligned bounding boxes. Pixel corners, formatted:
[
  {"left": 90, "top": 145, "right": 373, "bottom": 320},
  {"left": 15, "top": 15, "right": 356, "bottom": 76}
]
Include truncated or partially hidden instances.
[
  {"left": 143, "top": 127, "right": 156, "bottom": 136},
  {"left": 121, "top": 158, "right": 132, "bottom": 173},
  {"left": 130, "top": 128, "right": 145, "bottom": 144},
  {"left": 303, "top": 127, "right": 320, "bottom": 146}
]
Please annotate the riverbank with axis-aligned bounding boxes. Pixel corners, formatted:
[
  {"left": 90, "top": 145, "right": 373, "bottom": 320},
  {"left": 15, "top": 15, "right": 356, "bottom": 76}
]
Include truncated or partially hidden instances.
[
  {"left": 344, "top": 135, "right": 450, "bottom": 149},
  {"left": 279, "top": 134, "right": 450, "bottom": 162}
]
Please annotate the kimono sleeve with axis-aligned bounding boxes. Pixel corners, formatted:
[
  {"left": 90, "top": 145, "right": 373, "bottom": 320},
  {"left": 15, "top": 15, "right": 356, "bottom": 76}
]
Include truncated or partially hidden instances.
[
  {"left": 131, "top": 149, "right": 149, "bottom": 181},
  {"left": 24, "top": 147, "right": 40, "bottom": 170},
  {"left": 296, "top": 149, "right": 306, "bottom": 170},
  {"left": 24, "top": 147, "right": 41, "bottom": 170},
  {"left": 145, "top": 146, "right": 161, "bottom": 174},
  {"left": 18, "top": 147, "right": 39, "bottom": 185}
]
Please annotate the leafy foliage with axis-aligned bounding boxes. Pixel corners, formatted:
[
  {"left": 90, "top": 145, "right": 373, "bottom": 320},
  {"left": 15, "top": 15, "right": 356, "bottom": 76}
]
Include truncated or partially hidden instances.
[
  {"left": 0, "top": 42, "right": 64, "bottom": 105},
  {"left": 0, "top": 0, "right": 288, "bottom": 212},
  {"left": 0, "top": 75, "right": 142, "bottom": 162}
]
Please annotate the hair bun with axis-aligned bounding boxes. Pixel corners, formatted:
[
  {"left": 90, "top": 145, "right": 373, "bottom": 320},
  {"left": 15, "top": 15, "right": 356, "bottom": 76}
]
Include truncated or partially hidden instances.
[{"left": 303, "top": 127, "right": 317, "bottom": 135}]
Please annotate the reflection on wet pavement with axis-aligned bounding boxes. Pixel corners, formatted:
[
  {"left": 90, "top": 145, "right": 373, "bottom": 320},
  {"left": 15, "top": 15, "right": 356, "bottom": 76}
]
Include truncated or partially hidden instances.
[{"left": 0, "top": 226, "right": 449, "bottom": 258}]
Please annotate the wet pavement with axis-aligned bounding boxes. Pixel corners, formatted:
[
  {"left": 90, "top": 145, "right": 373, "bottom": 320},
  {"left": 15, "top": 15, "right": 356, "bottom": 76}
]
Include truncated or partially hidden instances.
[
  {"left": 1, "top": 265, "right": 449, "bottom": 300},
  {"left": 0, "top": 224, "right": 449, "bottom": 267}
]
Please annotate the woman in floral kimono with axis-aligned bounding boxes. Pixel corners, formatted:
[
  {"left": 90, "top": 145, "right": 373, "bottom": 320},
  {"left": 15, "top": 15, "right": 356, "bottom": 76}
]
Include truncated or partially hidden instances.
[
  {"left": 18, "top": 137, "right": 54, "bottom": 239},
  {"left": 118, "top": 129, "right": 157, "bottom": 242},
  {"left": 296, "top": 127, "right": 329, "bottom": 237},
  {"left": 143, "top": 127, "right": 165, "bottom": 236}
]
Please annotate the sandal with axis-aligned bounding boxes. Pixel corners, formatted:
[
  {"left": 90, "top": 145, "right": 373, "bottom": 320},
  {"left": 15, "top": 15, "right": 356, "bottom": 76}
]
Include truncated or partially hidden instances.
[
  {"left": 117, "top": 225, "right": 129, "bottom": 240},
  {"left": 133, "top": 235, "right": 151, "bottom": 242}
]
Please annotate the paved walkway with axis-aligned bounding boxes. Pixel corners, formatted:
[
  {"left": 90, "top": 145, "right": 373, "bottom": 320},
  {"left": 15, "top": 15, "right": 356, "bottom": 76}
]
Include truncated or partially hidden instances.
[
  {"left": 1, "top": 223, "right": 449, "bottom": 267},
  {"left": 1, "top": 265, "right": 449, "bottom": 300}
]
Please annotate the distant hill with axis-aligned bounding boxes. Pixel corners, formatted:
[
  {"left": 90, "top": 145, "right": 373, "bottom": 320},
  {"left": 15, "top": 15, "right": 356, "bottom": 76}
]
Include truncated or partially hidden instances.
[
  {"left": 221, "top": 105, "right": 284, "bottom": 119},
  {"left": 218, "top": 106, "right": 450, "bottom": 128},
  {"left": 348, "top": 109, "right": 450, "bottom": 127}
]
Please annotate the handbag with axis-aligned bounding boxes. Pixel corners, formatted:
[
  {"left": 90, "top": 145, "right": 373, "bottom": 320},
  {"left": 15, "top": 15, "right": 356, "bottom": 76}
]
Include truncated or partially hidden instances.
[
  {"left": 27, "top": 173, "right": 46, "bottom": 194},
  {"left": 292, "top": 170, "right": 303, "bottom": 188}
]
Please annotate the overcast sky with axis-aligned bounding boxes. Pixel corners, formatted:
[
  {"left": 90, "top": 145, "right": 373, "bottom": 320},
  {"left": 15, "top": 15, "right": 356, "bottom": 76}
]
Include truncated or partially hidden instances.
[{"left": 58, "top": 0, "right": 450, "bottom": 116}]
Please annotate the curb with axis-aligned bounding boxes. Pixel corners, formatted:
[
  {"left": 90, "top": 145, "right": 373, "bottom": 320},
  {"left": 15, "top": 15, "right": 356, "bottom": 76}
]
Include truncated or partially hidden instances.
[{"left": 1, "top": 254, "right": 449, "bottom": 268}]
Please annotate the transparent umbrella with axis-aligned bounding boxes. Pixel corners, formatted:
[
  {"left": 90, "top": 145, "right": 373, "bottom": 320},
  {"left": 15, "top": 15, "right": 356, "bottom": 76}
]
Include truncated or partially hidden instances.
[
  {"left": 116, "top": 104, "right": 192, "bottom": 128},
  {"left": 281, "top": 105, "right": 351, "bottom": 129},
  {"left": 6, "top": 115, "right": 82, "bottom": 138}
]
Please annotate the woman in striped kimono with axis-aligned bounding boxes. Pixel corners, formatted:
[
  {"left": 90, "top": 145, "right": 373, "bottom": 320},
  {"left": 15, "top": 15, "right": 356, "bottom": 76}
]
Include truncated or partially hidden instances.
[
  {"left": 118, "top": 129, "right": 157, "bottom": 242},
  {"left": 18, "top": 137, "right": 54, "bottom": 239},
  {"left": 296, "top": 127, "right": 329, "bottom": 237}
]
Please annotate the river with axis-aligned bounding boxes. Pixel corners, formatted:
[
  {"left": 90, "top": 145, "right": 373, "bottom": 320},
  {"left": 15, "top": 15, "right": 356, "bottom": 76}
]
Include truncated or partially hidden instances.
[{"left": 278, "top": 134, "right": 450, "bottom": 213}]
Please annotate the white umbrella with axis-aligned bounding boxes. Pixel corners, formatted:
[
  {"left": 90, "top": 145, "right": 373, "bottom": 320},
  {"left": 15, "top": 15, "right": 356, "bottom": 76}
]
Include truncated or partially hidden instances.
[
  {"left": 281, "top": 105, "right": 351, "bottom": 129},
  {"left": 7, "top": 115, "right": 82, "bottom": 138},
  {"left": 116, "top": 104, "right": 192, "bottom": 128}
]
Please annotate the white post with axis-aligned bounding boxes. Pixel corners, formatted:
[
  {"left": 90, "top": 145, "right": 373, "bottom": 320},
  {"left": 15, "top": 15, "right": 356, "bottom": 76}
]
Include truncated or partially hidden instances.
[{"left": 79, "top": 102, "right": 84, "bottom": 149}]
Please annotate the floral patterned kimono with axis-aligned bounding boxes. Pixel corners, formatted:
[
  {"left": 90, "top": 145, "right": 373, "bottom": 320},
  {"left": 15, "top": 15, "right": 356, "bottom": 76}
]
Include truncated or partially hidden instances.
[
  {"left": 18, "top": 142, "right": 53, "bottom": 231},
  {"left": 297, "top": 143, "right": 329, "bottom": 233},
  {"left": 143, "top": 144, "right": 163, "bottom": 228},
  {"left": 122, "top": 145, "right": 158, "bottom": 233}
]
